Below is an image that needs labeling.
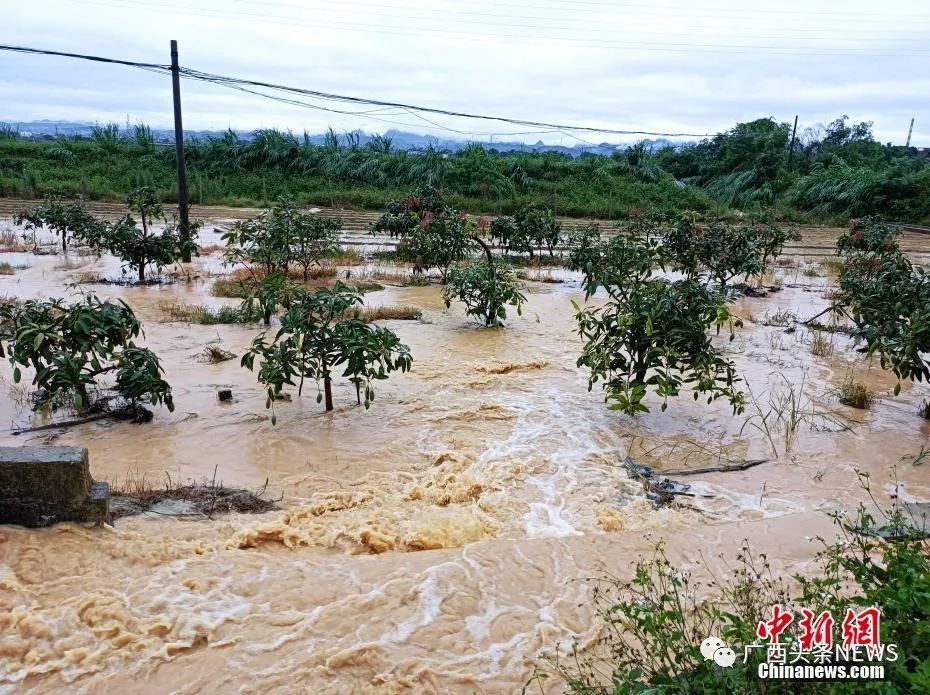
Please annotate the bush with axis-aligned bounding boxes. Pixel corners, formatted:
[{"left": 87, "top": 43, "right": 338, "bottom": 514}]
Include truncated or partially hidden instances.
[
  {"left": 835, "top": 219, "right": 930, "bottom": 388},
  {"left": 542, "top": 498, "right": 930, "bottom": 693},
  {"left": 221, "top": 196, "right": 342, "bottom": 278},
  {"left": 372, "top": 187, "right": 476, "bottom": 279}
]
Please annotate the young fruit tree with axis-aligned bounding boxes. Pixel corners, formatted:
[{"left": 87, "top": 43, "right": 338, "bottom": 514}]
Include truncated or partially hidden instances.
[
  {"left": 833, "top": 217, "right": 930, "bottom": 392},
  {"left": 243, "top": 272, "right": 306, "bottom": 326},
  {"left": 14, "top": 194, "right": 104, "bottom": 252},
  {"left": 442, "top": 239, "right": 525, "bottom": 327},
  {"left": 87, "top": 187, "right": 186, "bottom": 283},
  {"left": 222, "top": 197, "right": 342, "bottom": 279},
  {"left": 569, "top": 215, "right": 744, "bottom": 416},
  {"left": 372, "top": 187, "right": 475, "bottom": 279},
  {"left": 489, "top": 204, "right": 562, "bottom": 257},
  {"left": 241, "top": 282, "right": 412, "bottom": 417},
  {"left": 0, "top": 294, "right": 174, "bottom": 415},
  {"left": 663, "top": 217, "right": 768, "bottom": 294}
]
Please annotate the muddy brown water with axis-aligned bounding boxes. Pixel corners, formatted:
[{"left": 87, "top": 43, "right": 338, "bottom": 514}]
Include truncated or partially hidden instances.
[{"left": 0, "top": 209, "right": 929, "bottom": 692}]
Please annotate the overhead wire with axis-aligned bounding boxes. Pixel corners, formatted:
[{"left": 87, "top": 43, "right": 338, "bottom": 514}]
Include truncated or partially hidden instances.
[
  {"left": 222, "top": 0, "right": 930, "bottom": 36},
  {"left": 179, "top": 66, "right": 712, "bottom": 137},
  {"left": 74, "top": 0, "right": 930, "bottom": 56},
  {"left": 0, "top": 42, "right": 707, "bottom": 139}
]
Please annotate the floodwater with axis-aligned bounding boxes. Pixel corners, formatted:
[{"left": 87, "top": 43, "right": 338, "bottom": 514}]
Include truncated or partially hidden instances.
[{"left": 1, "top": 209, "right": 929, "bottom": 693}]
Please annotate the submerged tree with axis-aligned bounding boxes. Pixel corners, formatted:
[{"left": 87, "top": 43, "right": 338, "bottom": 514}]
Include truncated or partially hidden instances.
[
  {"left": 833, "top": 217, "right": 930, "bottom": 391},
  {"left": 443, "top": 260, "right": 525, "bottom": 327},
  {"left": 570, "top": 215, "right": 743, "bottom": 416},
  {"left": 98, "top": 187, "right": 183, "bottom": 283},
  {"left": 243, "top": 271, "right": 305, "bottom": 326},
  {"left": 241, "top": 282, "right": 412, "bottom": 416},
  {"left": 0, "top": 294, "right": 173, "bottom": 414},
  {"left": 14, "top": 194, "right": 103, "bottom": 252},
  {"left": 489, "top": 204, "right": 562, "bottom": 257},
  {"left": 223, "top": 197, "right": 342, "bottom": 278},
  {"left": 664, "top": 217, "right": 763, "bottom": 294},
  {"left": 372, "top": 187, "right": 475, "bottom": 278}
]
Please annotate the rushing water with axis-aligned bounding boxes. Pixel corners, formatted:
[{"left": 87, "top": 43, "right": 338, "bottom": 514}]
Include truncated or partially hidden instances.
[{"left": 1, "top": 212, "right": 930, "bottom": 692}]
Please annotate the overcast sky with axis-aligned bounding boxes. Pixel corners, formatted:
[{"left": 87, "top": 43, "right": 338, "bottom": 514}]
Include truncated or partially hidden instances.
[{"left": 2, "top": 0, "right": 928, "bottom": 145}]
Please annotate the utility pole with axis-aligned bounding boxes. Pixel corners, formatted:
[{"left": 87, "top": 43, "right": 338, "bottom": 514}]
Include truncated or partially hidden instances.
[
  {"left": 170, "top": 40, "right": 192, "bottom": 262},
  {"left": 788, "top": 114, "right": 799, "bottom": 168},
  {"left": 906, "top": 117, "right": 915, "bottom": 147}
]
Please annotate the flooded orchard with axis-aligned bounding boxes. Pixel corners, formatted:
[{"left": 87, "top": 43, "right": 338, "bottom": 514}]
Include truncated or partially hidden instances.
[{"left": 1, "top": 206, "right": 929, "bottom": 693}]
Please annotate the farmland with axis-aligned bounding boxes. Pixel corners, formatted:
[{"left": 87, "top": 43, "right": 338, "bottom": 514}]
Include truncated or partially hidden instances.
[{"left": 0, "top": 188, "right": 928, "bottom": 691}]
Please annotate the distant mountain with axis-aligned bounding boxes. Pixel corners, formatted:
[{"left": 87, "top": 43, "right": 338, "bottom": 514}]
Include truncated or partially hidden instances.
[{"left": 3, "top": 120, "right": 691, "bottom": 157}]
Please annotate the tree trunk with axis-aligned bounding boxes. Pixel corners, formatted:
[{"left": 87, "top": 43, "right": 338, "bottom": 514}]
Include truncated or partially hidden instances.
[
  {"left": 324, "top": 377, "right": 334, "bottom": 411},
  {"left": 138, "top": 264, "right": 145, "bottom": 283},
  {"left": 263, "top": 308, "right": 271, "bottom": 326},
  {"left": 62, "top": 233, "right": 67, "bottom": 253}
]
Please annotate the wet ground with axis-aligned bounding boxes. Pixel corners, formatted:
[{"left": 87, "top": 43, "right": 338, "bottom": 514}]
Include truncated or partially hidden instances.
[{"left": 0, "top": 207, "right": 929, "bottom": 693}]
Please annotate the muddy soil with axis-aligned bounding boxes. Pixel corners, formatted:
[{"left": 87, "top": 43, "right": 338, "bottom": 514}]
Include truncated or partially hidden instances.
[{"left": 0, "top": 208, "right": 929, "bottom": 693}]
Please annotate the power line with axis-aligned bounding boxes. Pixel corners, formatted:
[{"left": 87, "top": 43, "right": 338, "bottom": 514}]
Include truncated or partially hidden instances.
[
  {"left": 179, "top": 67, "right": 712, "bottom": 137},
  {"left": 0, "top": 43, "right": 169, "bottom": 71},
  {"left": 0, "top": 42, "right": 710, "bottom": 138},
  {"left": 76, "top": 0, "right": 930, "bottom": 56},
  {"left": 224, "top": 0, "right": 930, "bottom": 35}
]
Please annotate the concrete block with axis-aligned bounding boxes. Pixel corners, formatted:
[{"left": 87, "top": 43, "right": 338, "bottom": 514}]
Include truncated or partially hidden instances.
[{"left": 0, "top": 446, "right": 111, "bottom": 527}]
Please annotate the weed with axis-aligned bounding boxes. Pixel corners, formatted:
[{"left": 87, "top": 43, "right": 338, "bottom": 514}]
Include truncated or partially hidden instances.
[
  {"left": 359, "top": 269, "right": 430, "bottom": 286},
  {"left": 108, "top": 469, "right": 277, "bottom": 520},
  {"left": 758, "top": 308, "right": 796, "bottom": 327},
  {"left": 212, "top": 276, "right": 252, "bottom": 298},
  {"left": 73, "top": 271, "right": 107, "bottom": 284},
  {"left": 902, "top": 444, "right": 930, "bottom": 465},
  {"left": 0, "top": 262, "right": 16, "bottom": 275},
  {"left": 159, "top": 301, "right": 262, "bottom": 324},
  {"left": 357, "top": 305, "right": 422, "bottom": 321},
  {"left": 325, "top": 247, "right": 363, "bottom": 265},
  {"left": 836, "top": 374, "right": 874, "bottom": 409},
  {"left": 820, "top": 257, "right": 845, "bottom": 274},
  {"left": 809, "top": 331, "right": 834, "bottom": 357},
  {"left": 802, "top": 264, "right": 823, "bottom": 278},
  {"left": 0, "top": 229, "right": 26, "bottom": 252},
  {"left": 741, "top": 374, "right": 851, "bottom": 457},
  {"left": 290, "top": 265, "right": 337, "bottom": 281},
  {"left": 198, "top": 343, "right": 236, "bottom": 363}
]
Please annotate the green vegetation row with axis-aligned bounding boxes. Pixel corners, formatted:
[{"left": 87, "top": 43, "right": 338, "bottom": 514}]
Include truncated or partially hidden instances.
[
  {"left": 2, "top": 116, "right": 927, "bottom": 222},
  {"left": 7, "top": 187, "right": 930, "bottom": 423}
]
